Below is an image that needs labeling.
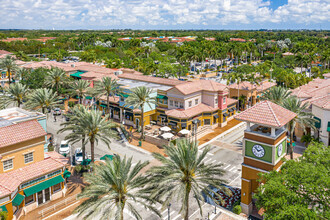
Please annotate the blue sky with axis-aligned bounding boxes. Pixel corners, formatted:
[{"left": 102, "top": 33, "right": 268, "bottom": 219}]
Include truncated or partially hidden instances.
[{"left": 0, "top": 0, "right": 329, "bottom": 30}]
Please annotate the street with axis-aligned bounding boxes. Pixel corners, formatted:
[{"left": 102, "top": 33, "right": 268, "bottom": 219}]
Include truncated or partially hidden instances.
[{"left": 48, "top": 114, "right": 245, "bottom": 220}]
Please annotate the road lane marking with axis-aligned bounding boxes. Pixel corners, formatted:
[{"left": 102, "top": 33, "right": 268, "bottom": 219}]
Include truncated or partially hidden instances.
[
  {"left": 223, "top": 164, "right": 231, "bottom": 170},
  {"left": 172, "top": 214, "right": 182, "bottom": 220},
  {"left": 229, "top": 166, "right": 236, "bottom": 172}
]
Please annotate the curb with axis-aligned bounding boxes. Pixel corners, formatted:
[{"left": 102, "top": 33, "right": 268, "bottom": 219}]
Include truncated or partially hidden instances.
[
  {"left": 199, "top": 122, "right": 246, "bottom": 150},
  {"left": 116, "top": 127, "right": 151, "bottom": 155}
]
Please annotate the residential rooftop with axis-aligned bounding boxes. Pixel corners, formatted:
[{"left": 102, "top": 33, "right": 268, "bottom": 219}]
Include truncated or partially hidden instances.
[{"left": 0, "top": 107, "right": 45, "bottom": 128}]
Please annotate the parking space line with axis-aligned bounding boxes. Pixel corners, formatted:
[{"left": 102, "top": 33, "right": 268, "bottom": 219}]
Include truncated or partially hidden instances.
[
  {"left": 204, "top": 158, "right": 212, "bottom": 163},
  {"left": 161, "top": 210, "right": 168, "bottom": 215}
]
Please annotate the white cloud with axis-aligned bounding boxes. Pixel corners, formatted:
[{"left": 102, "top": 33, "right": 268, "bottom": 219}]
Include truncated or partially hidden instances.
[{"left": 0, "top": 0, "right": 328, "bottom": 29}]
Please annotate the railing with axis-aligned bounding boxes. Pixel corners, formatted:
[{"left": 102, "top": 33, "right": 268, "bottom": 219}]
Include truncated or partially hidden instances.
[{"left": 38, "top": 194, "right": 78, "bottom": 217}]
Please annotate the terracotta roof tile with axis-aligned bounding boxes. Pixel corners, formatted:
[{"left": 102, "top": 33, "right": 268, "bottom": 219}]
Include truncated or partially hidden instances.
[
  {"left": 235, "top": 100, "right": 296, "bottom": 128},
  {"left": 166, "top": 103, "right": 218, "bottom": 119},
  {"left": 170, "top": 80, "right": 227, "bottom": 95},
  {"left": 0, "top": 120, "right": 46, "bottom": 148},
  {"left": 0, "top": 152, "right": 68, "bottom": 197},
  {"left": 0, "top": 50, "right": 12, "bottom": 55},
  {"left": 311, "top": 94, "right": 330, "bottom": 109},
  {"left": 227, "top": 98, "right": 238, "bottom": 106}
]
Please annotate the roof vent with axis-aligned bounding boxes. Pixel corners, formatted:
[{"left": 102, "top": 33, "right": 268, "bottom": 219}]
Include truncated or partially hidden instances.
[{"left": 71, "top": 64, "right": 75, "bottom": 67}]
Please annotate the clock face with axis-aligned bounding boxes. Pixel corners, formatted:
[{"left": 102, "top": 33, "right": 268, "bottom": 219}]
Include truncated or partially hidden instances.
[
  {"left": 278, "top": 144, "right": 283, "bottom": 157},
  {"left": 252, "top": 144, "right": 265, "bottom": 158}
]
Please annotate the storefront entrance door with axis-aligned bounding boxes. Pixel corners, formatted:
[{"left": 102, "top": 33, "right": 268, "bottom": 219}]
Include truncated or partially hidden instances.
[{"left": 37, "top": 188, "right": 51, "bottom": 205}]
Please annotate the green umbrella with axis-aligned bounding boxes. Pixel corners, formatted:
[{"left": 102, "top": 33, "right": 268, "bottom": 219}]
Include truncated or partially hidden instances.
[
  {"left": 100, "top": 154, "right": 114, "bottom": 161},
  {"left": 81, "top": 159, "right": 92, "bottom": 165},
  {"left": 63, "top": 169, "right": 71, "bottom": 178}
]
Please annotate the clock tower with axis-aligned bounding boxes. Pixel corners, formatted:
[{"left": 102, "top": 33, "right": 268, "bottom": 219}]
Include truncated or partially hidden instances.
[{"left": 234, "top": 101, "right": 297, "bottom": 215}]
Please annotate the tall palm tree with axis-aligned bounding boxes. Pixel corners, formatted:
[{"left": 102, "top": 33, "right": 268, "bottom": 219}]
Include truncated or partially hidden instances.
[
  {"left": 94, "top": 77, "right": 122, "bottom": 119},
  {"left": 69, "top": 80, "right": 90, "bottom": 104},
  {"left": 0, "top": 83, "right": 29, "bottom": 108},
  {"left": 0, "top": 55, "right": 17, "bottom": 84},
  {"left": 146, "top": 139, "right": 227, "bottom": 220},
  {"left": 282, "top": 96, "right": 316, "bottom": 159},
  {"left": 71, "top": 109, "right": 116, "bottom": 162},
  {"left": 15, "top": 68, "right": 30, "bottom": 82},
  {"left": 125, "top": 86, "right": 155, "bottom": 139},
  {"left": 261, "top": 86, "right": 292, "bottom": 105},
  {"left": 58, "top": 105, "right": 89, "bottom": 160},
  {"left": 25, "top": 88, "right": 61, "bottom": 114},
  {"left": 75, "top": 156, "right": 160, "bottom": 220},
  {"left": 44, "top": 67, "right": 67, "bottom": 94}
]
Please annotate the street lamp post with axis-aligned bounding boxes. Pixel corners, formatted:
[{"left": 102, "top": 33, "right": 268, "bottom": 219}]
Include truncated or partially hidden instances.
[{"left": 167, "top": 203, "right": 171, "bottom": 220}]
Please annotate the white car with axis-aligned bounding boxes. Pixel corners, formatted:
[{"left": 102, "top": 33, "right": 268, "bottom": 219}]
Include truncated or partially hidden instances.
[
  {"left": 53, "top": 108, "right": 62, "bottom": 116},
  {"left": 74, "top": 148, "right": 84, "bottom": 165},
  {"left": 59, "top": 140, "right": 71, "bottom": 155}
]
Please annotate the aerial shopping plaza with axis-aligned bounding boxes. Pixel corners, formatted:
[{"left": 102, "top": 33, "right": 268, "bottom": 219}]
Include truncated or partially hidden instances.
[{"left": 0, "top": 7, "right": 329, "bottom": 219}]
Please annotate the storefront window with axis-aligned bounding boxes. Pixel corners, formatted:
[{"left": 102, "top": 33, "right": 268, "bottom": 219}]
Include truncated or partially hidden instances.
[
  {"left": 53, "top": 183, "right": 61, "bottom": 193},
  {"left": 25, "top": 195, "right": 34, "bottom": 205}
]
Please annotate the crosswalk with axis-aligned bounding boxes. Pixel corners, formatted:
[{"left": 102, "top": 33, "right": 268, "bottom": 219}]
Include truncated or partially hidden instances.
[{"left": 201, "top": 155, "right": 241, "bottom": 174}]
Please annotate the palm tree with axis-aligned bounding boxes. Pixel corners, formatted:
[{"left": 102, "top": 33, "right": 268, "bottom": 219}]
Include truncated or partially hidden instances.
[
  {"left": 69, "top": 80, "right": 90, "bottom": 104},
  {"left": 58, "top": 105, "right": 89, "bottom": 160},
  {"left": 15, "top": 68, "right": 30, "bottom": 82},
  {"left": 0, "top": 55, "right": 17, "bottom": 84},
  {"left": 282, "top": 96, "right": 316, "bottom": 159},
  {"left": 125, "top": 86, "right": 155, "bottom": 140},
  {"left": 146, "top": 139, "right": 227, "bottom": 220},
  {"left": 75, "top": 156, "right": 160, "bottom": 220},
  {"left": 44, "top": 67, "right": 67, "bottom": 94},
  {"left": 0, "top": 83, "right": 29, "bottom": 108},
  {"left": 94, "top": 77, "right": 122, "bottom": 119},
  {"left": 71, "top": 109, "right": 116, "bottom": 162},
  {"left": 261, "top": 86, "right": 292, "bottom": 105},
  {"left": 25, "top": 88, "right": 61, "bottom": 114}
]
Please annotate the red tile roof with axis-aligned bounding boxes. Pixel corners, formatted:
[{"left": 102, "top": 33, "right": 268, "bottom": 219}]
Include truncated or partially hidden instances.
[
  {"left": 311, "top": 94, "right": 330, "bottom": 109},
  {"left": 170, "top": 80, "right": 227, "bottom": 95},
  {"left": 0, "top": 50, "right": 12, "bottom": 55},
  {"left": 0, "top": 120, "right": 46, "bottom": 148},
  {"left": 166, "top": 103, "right": 218, "bottom": 119},
  {"left": 0, "top": 152, "right": 68, "bottom": 197},
  {"left": 227, "top": 98, "right": 238, "bottom": 106},
  {"left": 235, "top": 100, "right": 296, "bottom": 128},
  {"left": 118, "top": 73, "right": 185, "bottom": 86}
]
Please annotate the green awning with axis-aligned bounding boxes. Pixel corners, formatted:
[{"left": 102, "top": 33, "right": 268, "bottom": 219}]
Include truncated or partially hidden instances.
[
  {"left": 23, "top": 175, "right": 64, "bottom": 197},
  {"left": 0, "top": 205, "right": 8, "bottom": 212},
  {"left": 63, "top": 170, "right": 71, "bottom": 178},
  {"left": 120, "top": 93, "right": 129, "bottom": 98},
  {"left": 12, "top": 194, "right": 25, "bottom": 206},
  {"left": 100, "top": 104, "right": 107, "bottom": 108},
  {"left": 70, "top": 71, "right": 85, "bottom": 78},
  {"left": 327, "top": 122, "right": 330, "bottom": 132},
  {"left": 100, "top": 155, "right": 114, "bottom": 161},
  {"left": 314, "top": 117, "right": 321, "bottom": 129},
  {"left": 157, "top": 95, "right": 168, "bottom": 100},
  {"left": 85, "top": 96, "right": 93, "bottom": 100}
]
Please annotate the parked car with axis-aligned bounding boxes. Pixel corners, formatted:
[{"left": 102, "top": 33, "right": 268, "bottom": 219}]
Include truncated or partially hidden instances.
[
  {"left": 53, "top": 108, "right": 61, "bottom": 116},
  {"left": 59, "top": 140, "right": 71, "bottom": 155},
  {"left": 74, "top": 148, "right": 85, "bottom": 165}
]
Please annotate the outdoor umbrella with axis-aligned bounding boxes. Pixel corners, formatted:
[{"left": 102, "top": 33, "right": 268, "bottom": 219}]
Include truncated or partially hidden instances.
[
  {"left": 63, "top": 169, "right": 71, "bottom": 178},
  {"left": 100, "top": 154, "right": 114, "bottom": 161},
  {"left": 179, "top": 129, "right": 190, "bottom": 135},
  {"left": 160, "top": 126, "right": 171, "bottom": 132},
  {"left": 161, "top": 132, "right": 174, "bottom": 139}
]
